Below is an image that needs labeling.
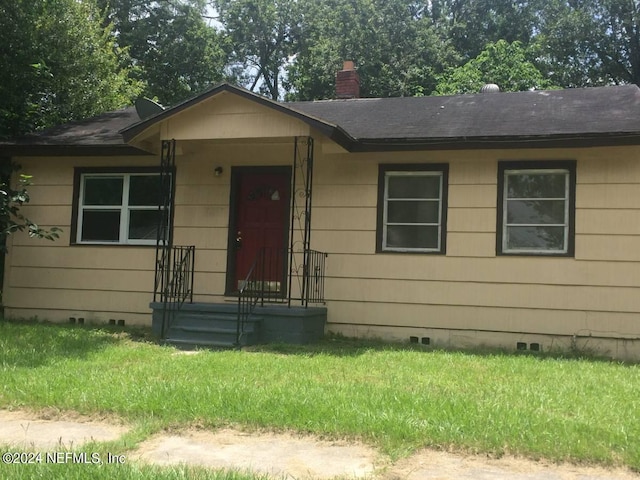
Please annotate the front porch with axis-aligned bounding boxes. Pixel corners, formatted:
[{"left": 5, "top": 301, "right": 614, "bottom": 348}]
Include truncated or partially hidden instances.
[
  {"left": 150, "top": 301, "right": 327, "bottom": 348},
  {"left": 121, "top": 86, "right": 335, "bottom": 348},
  {"left": 150, "top": 239, "right": 328, "bottom": 348},
  {"left": 150, "top": 136, "right": 328, "bottom": 348}
]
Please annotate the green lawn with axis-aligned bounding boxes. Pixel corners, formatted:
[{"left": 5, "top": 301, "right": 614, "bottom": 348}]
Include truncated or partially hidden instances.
[
  {"left": 1, "top": 319, "right": 639, "bottom": 477},
  {"left": 0, "top": 461, "right": 268, "bottom": 480}
]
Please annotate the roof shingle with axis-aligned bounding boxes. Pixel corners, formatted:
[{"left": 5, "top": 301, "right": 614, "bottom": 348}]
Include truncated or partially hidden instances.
[
  {"left": 288, "top": 85, "right": 640, "bottom": 141},
  {"left": 4, "top": 84, "right": 640, "bottom": 155}
]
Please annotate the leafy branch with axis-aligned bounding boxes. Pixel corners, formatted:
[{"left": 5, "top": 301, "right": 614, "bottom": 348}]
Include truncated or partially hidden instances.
[{"left": 0, "top": 162, "right": 61, "bottom": 249}]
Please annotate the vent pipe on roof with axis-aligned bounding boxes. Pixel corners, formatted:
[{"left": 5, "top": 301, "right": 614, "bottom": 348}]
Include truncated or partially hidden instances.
[
  {"left": 480, "top": 83, "right": 500, "bottom": 93},
  {"left": 336, "top": 60, "right": 360, "bottom": 99}
]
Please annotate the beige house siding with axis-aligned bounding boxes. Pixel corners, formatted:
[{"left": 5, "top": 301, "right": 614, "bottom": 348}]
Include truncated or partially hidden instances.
[
  {"left": 3, "top": 155, "right": 159, "bottom": 324},
  {"left": 3, "top": 140, "right": 302, "bottom": 324},
  {"left": 4, "top": 138, "right": 640, "bottom": 358},
  {"left": 313, "top": 145, "right": 640, "bottom": 357}
]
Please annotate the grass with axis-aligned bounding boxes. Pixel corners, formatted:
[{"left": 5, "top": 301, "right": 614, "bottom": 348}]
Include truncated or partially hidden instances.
[
  {"left": 0, "top": 455, "right": 271, "bottom": 480},
  {"left": 1, "top": 319, "right": 639, "bottom": 476}
]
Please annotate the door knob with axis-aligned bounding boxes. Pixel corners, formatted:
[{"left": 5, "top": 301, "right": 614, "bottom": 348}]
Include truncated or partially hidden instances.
[{"left": 236, "top": 231, "right": 242, "bottom": 249}]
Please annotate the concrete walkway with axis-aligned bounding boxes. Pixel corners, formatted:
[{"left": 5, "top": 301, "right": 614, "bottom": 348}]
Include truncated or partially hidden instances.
[{"left": 1, "top": 410, "right": 638, "bottom": 480}]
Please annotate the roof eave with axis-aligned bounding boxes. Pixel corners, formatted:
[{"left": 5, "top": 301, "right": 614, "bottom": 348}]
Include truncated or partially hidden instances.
[
  {"left": 351, "top": 132, "right": 640, "bottom": 152},
  {"left": 0, "top": 144, "right": 151, "bottom": 157}
]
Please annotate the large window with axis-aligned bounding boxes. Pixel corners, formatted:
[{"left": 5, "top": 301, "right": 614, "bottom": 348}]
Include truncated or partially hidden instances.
[
  {"left": 497, "top": 161, "right": 576, "bottom": 255},
  {"left": 377, "top": 164, "right": 448, "bottom": 253},
  {"left": 73, "top": 169, "right": 167, "bottom": 245}
]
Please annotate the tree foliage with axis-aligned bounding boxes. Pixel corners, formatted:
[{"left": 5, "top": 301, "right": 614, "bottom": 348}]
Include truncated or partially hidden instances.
[
  {"left": 286, "top": 0, "right": 459, "bottom": 100},
  {"left": 435, "top": 40, "right": 555, "bottom": 94},
  {"left": 97, "top": 0, "right": 228, "bottom": 105},
  {"left": 0, "top": 0, "right": 142, "bottom": 138},
  {"left": 212, "top": 0, "right": 298, "bottom": 99},
  {"left": 426, "top": 0, "right": 536, "bottom": 61},
  {"left": 533, "top": 0, "right": 640, "bottom": 88},
  {"left": 6, "top": 0, "right": 640, "bottom": 129},
  {"left": 0, "top": 161, "right": 60, "bottom": 249}
]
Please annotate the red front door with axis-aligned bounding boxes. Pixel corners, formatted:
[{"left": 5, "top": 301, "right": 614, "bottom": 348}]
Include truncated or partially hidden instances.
[{"left": 230, "top": 168, "right": 290, "bottom": 293}]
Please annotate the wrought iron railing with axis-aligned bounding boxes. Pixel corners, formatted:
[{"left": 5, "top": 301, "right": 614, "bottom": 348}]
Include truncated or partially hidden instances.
[
  {"left": 154, "top": 245, "right": 195, "bottom": 337},
  {"left": 303, "top": 249, "right": 328, "bottom": 306},
  {"left": 236, "top": 252, "right": 262, "bottom": 347},
  {"left": 170, "top": 245, "right": 196, "bottom": 306},
  {"left": 236, "top": 246, "right": 327, "bottom": 345}
]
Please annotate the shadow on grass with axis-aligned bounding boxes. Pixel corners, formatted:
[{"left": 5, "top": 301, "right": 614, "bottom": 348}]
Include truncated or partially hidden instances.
[
  {"left": 0, "top": 318, "right": 156, "bottom": 368},
  {"left": 247, "top": 333, "right": 635, "bottom": 365},
  {"left": 246, "top": 335, "right": 432, "bottom": 357}
]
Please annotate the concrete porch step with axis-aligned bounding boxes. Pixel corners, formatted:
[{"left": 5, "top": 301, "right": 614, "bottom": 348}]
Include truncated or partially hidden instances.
[
  {"left": 166, "top": 307, "right": 261, "bottom": 347},
  {"left": 165, "top": 325, "right": 259, "bottom": 348},
  {"left": 163, "top": 338, "right": 238, "bottom": 350},
  {"left": 170, "top": 313, "right": 262, "bottom": 331},
  {"left": 150, "top": 301, "right": 328, "bottom": 348},
  {"left": 169, "top": 325, "right": 257, "bottom": 334}
]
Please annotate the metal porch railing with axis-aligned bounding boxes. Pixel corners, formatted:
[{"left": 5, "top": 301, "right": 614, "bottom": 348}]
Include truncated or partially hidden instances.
[
  {"left": 154, "top": 245, "right": 195, "bottom": 338},
  {"left": 236, "top": 247, "right": 327, "bottom": 346}
]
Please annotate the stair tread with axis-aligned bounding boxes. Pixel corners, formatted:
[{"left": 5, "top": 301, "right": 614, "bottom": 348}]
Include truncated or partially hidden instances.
[
  {"left": 173, "top": 316, "right": 262, "bottom": 325},
  {"left": 165, "top": 338, "right": 236, "bottom": 348},
  {"left": 169, "top": 325, "right": 256, "bottom": 334},
  {"left": 178, "top": 312, "right": 238, "bottom": 321}
]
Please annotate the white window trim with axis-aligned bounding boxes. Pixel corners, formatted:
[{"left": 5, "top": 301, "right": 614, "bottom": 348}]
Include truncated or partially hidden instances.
[
  {"left": 382, "top": 171, "right": 443, "bottom": 253},
  {"left": 502, "top": 168, "right": 570, "bottom": 254},
  {"left": 77, "top": 172, "right": 164, "bottom": 245}
]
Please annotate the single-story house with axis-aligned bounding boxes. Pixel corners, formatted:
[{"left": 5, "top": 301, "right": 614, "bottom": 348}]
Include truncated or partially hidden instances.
[{"left": 3, "top": 62, "right": 640, "bottom": 359}]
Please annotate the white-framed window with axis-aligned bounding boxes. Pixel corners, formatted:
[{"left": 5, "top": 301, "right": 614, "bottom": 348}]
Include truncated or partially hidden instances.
[
  {"left": 498, "top": 161, "right": 575, "bottom": 255},
  {"left": 75, "top": 171, "right": 166, "bottom": 245},
  {"left": 377, "top": 164, "right": 448, "bottom": 253}
]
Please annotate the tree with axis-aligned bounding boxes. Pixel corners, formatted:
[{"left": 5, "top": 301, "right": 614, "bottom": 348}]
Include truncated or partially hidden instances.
[
  {"left": 0, "top": 0, "right": 142, "bottom": 138},
  {"left": 532, "top": 0, "right": 640, "bottom": 87},
  {"left": 286, "top": 0, "right": 459, "bottom": 100},
  {"left": 435, "top": 40, "right": 555, "bottom": 95},
  {"left": 212, "top": 0, "right": 298, "bottom": 99},
  {"left": 427, "top": 0, "right": 536, "bottom": 61},
  {"left": 97, "top": 0, "right": 228, "bottom": 105}
]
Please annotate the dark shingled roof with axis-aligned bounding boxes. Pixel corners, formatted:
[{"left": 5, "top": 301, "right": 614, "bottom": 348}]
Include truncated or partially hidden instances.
[
  {"left": 4, "top": 83, "right": 640, "bottom": 155},
  {"left": 287, "top": 85, "right": 640, "bottom": 150},
  {"left": 0, "top": 107, "right": 147, "bottom": 156}
]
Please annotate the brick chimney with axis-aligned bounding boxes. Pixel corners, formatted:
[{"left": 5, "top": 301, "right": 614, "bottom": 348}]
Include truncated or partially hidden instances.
[{"left": 336, "top": 60, "right": 360, "bottom": 99}]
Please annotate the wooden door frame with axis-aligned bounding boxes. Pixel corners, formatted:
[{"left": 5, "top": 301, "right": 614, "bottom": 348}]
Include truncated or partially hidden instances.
[{"left": 224, "top": 165, "right": 292, "bottom": 296}]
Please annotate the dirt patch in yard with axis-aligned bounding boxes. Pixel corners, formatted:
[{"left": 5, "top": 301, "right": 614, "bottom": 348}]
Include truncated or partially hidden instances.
[
  {"left": 0, "top": 409, "right": 128, "bottom": 449},
  {"left": 383, "top": 449, "right": 640, "bottom": 480},
  {"left": 1, "top": 409, "right": 639, "bottom": 479},
  {"left": 131, "top": 429, "right": 380, "bottom": 479}
]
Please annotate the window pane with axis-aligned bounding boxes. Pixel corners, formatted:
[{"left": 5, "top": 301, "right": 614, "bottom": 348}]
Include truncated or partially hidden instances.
[
  {"left": 386, "top": 225, "right": 439, "bottom": 250},
  {"left": 507, "top": 226, "right": 565, "bottom": 251},
  {"left": 387, "top": 200, "right": 439, "bottom": 224},
  {"left": 129, "top": 209, "right": 161, "bottom": 240},
  {"left": 83, "top": 177, "right": 123, "bottom": 205},
  {"left": 81, "top": 210, "right": 120, "bottom": 241},
  {"left": 507, "top": 173, "right": 566, "bottom": 198},
  {"left": 387, "top": 175, "right": 440, "bottom": 199},
  {"left": 507, "top": 200, "right": 566, "bottom": 225},
  {"left": 129, "top": 175, "right": 162, "bottom": 206}
]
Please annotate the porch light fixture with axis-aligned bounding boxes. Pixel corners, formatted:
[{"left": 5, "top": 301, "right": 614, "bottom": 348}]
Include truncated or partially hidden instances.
[{"left": 214, "top": 166, "right": 223, "bottom": 176}]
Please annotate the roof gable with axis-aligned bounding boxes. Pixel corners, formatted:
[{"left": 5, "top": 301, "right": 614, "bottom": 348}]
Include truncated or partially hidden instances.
[{"left": 122, "top": 83, "right": 355, "bottom": 150}]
